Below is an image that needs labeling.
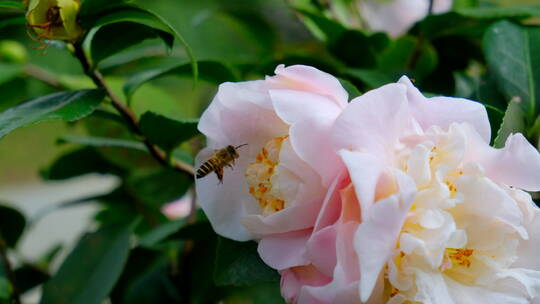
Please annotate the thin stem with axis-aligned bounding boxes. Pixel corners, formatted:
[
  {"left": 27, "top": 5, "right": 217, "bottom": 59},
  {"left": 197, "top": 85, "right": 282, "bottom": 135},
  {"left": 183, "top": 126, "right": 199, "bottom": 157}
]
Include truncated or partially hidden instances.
[
  {"left": 72, "top": 42, "right": 195, "bottom": 177},
  {"left": 0, "top": 237, "right": 20, "bottom": 304},
  {"left": 24, "top": 64, "right": 66, "bottom": 89}
]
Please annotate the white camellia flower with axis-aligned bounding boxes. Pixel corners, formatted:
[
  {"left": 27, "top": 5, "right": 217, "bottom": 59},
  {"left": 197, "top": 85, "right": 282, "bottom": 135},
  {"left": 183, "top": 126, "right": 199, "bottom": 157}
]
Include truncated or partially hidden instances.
[{"left": 357, "top": 0, "right": 453, "bottom": 37}]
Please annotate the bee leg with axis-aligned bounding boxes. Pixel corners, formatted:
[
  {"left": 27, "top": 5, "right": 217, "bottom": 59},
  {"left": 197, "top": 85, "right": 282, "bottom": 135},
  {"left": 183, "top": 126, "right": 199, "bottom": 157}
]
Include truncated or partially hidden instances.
[
  {"left": 216, "top": 169, "right": 224, "bottom": 184},
  {"left": 227, "top": 159, "right": 236, "bottom": 170}
]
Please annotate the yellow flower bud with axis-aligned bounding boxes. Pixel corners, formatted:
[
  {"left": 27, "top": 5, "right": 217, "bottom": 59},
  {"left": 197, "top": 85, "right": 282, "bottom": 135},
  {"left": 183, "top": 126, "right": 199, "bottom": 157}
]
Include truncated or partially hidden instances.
[{"left": 26, "top": 0, "right": 83, "bottom": 42}]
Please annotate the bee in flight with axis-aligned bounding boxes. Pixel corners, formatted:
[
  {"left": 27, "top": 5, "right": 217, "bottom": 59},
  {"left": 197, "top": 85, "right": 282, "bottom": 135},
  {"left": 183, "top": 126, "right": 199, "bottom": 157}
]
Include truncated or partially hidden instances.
[{"left": 196, "top": 144, "right": 247, "bottom": 184}]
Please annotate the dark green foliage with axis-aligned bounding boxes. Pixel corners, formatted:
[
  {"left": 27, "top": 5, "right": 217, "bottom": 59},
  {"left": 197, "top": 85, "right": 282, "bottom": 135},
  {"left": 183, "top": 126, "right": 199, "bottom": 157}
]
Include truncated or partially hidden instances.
[
  {"left": 0, "top": 90, "right": 105, "bottom": 140},
  {"left": 110, "top": 247, "right": 181, "bottom": 304},
  {"left": 124, "top": 60, "right": 238, "bottom": 100},
  {"left": 14, "top": 265, "right": 49, "bottom": 294},
  {"left": 484, "top": 21, "right": 540, "bottom": 121},
  {"left": 214, "top": 237, "right": 280, "bottom": 287},
  {"left": 126, "top": 168, "right": 192, "bottom": 208},
  {"left": 42, "top": 147, "right": 126, "bottom": 180},
  {"left": 0, "top": 204, "right": 25, "bottom": 248},
  {"left": 40, "top": 221, "right": 137, "bottom": 304},
  {"left": 139, "top": 111, "right": 199, "bottom": 152}
]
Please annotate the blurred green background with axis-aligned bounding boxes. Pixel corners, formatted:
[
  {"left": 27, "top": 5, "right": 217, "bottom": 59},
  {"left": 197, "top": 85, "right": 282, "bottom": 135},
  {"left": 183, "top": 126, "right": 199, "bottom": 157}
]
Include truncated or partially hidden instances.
[
  {"left": 0, "top": 0, "right": 538, "bottom": 185},
  {"left": 0, "top": 0, "right": 307, "bottom": 184}
]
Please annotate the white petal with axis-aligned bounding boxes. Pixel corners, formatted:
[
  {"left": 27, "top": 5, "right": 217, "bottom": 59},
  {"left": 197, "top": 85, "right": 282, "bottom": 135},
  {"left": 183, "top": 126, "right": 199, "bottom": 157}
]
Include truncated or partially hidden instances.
[{"left": 355, "top": 170, "right": 416, "bottom": 301}]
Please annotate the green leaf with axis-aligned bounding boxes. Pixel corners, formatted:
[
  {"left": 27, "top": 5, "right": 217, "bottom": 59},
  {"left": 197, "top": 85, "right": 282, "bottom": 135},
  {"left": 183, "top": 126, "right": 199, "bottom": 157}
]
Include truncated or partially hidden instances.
[
  {"left": 40, "top": 221, "right": 137, "bottom": 304},
  {"left": 456, "top": 5, "right": 540, "bottom": 19},
  {"left": 111, "top": 248, "right": 180, "bottom": 304},
  {"left": 0, "top": 63, "right": 21, "bottom": 84},
  {"left": 123, "top": 60, "right": 237, "bottom": 101},
  {"left": 418, "top": 5, "right": 540, "bottom": 40},
  {"left": 494, "top": 100, "right": 527, "bottom": 148},
  {"left": 42, "top": 147, "right": 125, "bottom": 180},
  {"left": 170, "top": 221, "right": 215, "bottom": 242},
  {"left": 222, "top": 282, "right": 285, "bottom": 304},
  {"left": 83, "top": 116, "right": 160, "bottom": 170},
  {"left": 57, "top": 134, "right": 146, "bottom": 151},
  {"left": 139, "top": 219, "right": 185, "bottom": 248},
  {"left": 0, "top": 276, "right": 12, "bottom": 301},
  {"left": 14, "top": 265, "right": 49, "bottom": 294},
  {"left": 345, "top": 35, "right": 437, "bottom": 88},
  {"left": 346, "top": 69, "right": 401, "bottom": 89},
  {"left": 418, "top": 12, "right": 493, "bottom": 39},
  {"left": 0, "top": 89, "right": 105, "bottom": 140},
  {"left": 176, "top": 221, "right": 221, "bottom": 303},
  {"left": 87, "top": 5, "right": 197, "bottom": 80},
  {"left": 0, "top": 204, "right": 25, "bottom": 248},
  {"left": 329, "top": 30, "right": 390, "bottom": 69},
  {"left": 484, "top": 21, "right": 540, "bottom": 121},
  {"left": 0, "top": 15, "right": 25, "bottom": 29},
  {"left": 79, "top": 0, "right": 129, "bottom": 21},
  {"left": 126, "top": 168, "right": 192, "bottom": 208},
  {"left": 0, "top": 1, "right": 24, "bottom": 10},
  {"left": 376, "top": 36, "right": 438, "bottom": 80},
  {"left": 90, "top": 23, "right": 172, "bottom": 66},
  {"left": 139, "top": 111, "right": 199, "bottom": 152},
  {"left": 338, "top": 78, "right": 361, "bottom": 100},
  {"left": 214, "top": 237, "right": 279, "bottom": 287},
  {"left": 292, "top": 7, "right": 346, "bottom": 43}
]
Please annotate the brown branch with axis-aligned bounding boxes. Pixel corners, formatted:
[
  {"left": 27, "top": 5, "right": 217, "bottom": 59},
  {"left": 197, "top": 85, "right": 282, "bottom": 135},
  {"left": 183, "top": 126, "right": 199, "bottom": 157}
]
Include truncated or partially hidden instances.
[
  {"left": 0, "top": 237, "right": 20, "bottom": 304},
  {"left": 72, "top": 43, "right": 195, "bottom": 177}
]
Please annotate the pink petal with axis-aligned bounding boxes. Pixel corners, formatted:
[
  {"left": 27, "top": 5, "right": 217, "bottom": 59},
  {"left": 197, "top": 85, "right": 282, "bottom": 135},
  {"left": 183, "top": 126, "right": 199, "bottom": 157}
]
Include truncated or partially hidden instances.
[
  {"left": 198, "top": 81, "right": 288, "bottom": 148},
  {"left": 161, "top": 196, "right": 192, "bottom": 219},
  {"left": 399, "top": 76, "right": 491, "bottom": 142},
  {"left": 333, "top": 83, "right": 410, "bottom": 159},
  {"left": 339, "top": 150, "right": 383, "bottom": 219},
  {"left": 463, "top": 125, "right": 540, "bottom": 191},
  {"left": 258, "top": 229, "right": 311, "bottom": 270},
  {"left": 268, "top": 64, "right": 349, "bottom": 107},
  {"left": 270, "top": 89, "right": 345, "bottom": 186},
  {"left": 313, "top": 171, "right": 348, "bottom": 232},
  {"left": 355, "top": 170, "right": 416, "bottom": 302},
  {"left": 195, "top": 148, "right": 255, "bottom": 241},
  {"left": 282, "top": 265, "right": 333, "bottom": 304},
  {"left": 306, "top": 226, "right": 338, "bottom": 277},
  {"left": 241, "top": 186, "right": 322, "bottom": 236}
]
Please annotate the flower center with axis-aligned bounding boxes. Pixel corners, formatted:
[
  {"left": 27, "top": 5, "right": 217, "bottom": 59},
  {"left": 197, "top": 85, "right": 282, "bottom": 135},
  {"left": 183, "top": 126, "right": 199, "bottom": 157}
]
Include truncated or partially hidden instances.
[
  {"left": 441, "top": 248, "right": 474, "bottom": 270},
  {"left": 245, "top": 136, "right": 288, "bottom": 216}
]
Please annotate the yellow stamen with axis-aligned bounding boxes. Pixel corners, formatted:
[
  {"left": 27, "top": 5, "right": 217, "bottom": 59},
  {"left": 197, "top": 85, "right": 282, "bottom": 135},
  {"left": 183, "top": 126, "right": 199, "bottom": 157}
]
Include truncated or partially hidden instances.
[{"left": 245, "top": 136, "right": 288, "bottom": 215}]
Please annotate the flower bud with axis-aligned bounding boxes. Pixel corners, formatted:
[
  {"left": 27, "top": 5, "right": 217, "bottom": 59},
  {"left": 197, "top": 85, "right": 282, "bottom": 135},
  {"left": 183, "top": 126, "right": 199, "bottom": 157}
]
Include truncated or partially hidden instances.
[
  {"left": 26, "top": 0, "right": 83, "bottom": 42},
  {"left": 0, "top": 40, "right": 28, "bottom": 64}
]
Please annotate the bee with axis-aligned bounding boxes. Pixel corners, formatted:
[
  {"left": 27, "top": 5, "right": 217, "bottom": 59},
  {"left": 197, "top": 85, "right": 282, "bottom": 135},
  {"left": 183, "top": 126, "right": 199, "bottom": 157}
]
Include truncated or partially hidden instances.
[{"left": 196, "top": 144, "right": 247, "bottom": 183}]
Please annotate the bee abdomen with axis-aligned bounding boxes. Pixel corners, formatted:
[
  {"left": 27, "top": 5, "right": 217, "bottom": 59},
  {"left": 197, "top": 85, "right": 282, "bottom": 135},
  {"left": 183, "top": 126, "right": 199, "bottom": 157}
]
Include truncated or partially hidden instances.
[{"left": 196, "top": 160, "right": 216, "bottom": 179}]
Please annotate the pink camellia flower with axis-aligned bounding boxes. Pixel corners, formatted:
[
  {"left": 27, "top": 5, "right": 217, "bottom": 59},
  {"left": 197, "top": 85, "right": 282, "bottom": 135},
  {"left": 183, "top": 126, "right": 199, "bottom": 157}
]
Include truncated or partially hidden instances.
[
  {"left": 195, "top": 64, "right": 348, "bottom": 242},
  {"left": 358, "top": 0, "right": 453, "bottom": 37},
  {"left": 279, "top": 76, "right": 540, "bottom": 303}
]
